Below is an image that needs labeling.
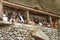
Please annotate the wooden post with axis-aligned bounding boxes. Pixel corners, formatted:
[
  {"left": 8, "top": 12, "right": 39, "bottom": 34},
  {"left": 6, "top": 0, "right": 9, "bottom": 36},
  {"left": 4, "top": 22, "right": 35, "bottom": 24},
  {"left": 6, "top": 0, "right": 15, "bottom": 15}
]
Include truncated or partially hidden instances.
[
  {"left": 26, "top": 11, "right": 30, "bottom": 24},
  {"left": 49, "top": 16, "right": 53, "bottom": 28},
  {"left": 0, "top": 0, "right": 3, "bottom": 18},
  {"left": 58, "top": 19, "right": 60, "bottom": 30},
  {"left": 58, "top": 18, "right": 60, "bottom": 40}
]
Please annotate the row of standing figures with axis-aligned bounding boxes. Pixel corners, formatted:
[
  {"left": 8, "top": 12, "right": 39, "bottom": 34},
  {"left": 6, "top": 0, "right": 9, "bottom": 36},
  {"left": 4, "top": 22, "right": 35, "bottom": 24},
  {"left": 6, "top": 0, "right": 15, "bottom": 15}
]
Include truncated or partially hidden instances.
[
  {"left": 1, "top": 12, "right": 53, "bottom": 28},
  {"left": 2, "top": 13, "right": 26, "bottom": 23},
  {"left": 1, "top": 12, "right": 43, "bottom": 26}
]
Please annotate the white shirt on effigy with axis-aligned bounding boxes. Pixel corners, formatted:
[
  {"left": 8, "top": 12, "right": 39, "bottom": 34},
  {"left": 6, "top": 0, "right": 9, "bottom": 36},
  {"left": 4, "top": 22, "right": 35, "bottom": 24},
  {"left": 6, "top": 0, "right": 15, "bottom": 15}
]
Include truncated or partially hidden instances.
[
  {"left": 20, "top": 16, "right": 24, "bottom": 22},
  {"left": 2, "top": 14, "right": 8, "bottom": 21},
  {"left": 3, "top": 17, "right": 8, "bottom": 21},
  {"left": 39, "top": 22, "right": 42, "bottom": 26}
]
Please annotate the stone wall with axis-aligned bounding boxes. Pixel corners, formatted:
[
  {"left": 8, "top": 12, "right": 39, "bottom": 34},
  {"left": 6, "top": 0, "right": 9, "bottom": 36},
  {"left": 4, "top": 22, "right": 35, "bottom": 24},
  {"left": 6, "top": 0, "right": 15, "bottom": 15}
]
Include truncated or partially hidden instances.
[
  {"left": 0, "top": 23, "right": 34, "bottom": 40},
  {"left": 0, "top": 22, "right": 58, "bottom": 40},
  {"left": 41, "top": 27, "right": 58, "bottom": 40}
]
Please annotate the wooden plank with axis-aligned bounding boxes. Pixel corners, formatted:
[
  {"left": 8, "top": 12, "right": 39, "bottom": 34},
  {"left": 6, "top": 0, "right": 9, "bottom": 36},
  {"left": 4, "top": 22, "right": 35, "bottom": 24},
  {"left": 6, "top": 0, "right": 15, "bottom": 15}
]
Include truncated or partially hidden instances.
[
  {"left": 2, "top": 1, "right": 60, "bottom": 18},
  {"left": 0, "top": 21, "right": 12, "bottom": 25}
]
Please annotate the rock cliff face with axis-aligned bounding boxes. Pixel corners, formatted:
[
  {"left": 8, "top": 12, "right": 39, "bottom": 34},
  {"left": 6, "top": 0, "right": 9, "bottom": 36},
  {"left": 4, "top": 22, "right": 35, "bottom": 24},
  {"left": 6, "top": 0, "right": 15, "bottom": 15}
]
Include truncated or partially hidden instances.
[
  {"left": 38, "top": 0, "right": 60, "bottom": 15},
  {"left": 4, "top": 0, "right": 60, "bottom": 15}
]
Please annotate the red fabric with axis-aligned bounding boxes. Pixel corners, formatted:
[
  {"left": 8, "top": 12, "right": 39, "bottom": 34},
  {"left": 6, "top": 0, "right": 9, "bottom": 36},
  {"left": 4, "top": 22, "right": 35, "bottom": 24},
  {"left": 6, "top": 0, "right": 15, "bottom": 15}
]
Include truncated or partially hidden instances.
[{"left": 12, "top": 18, "right": 19, "bottom": 23}]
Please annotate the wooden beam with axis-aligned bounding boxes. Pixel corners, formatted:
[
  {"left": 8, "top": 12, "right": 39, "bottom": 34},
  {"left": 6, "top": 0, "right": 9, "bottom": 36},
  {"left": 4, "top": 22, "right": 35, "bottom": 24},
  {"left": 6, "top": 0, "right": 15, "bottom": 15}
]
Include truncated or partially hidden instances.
[
  {"left": 0, "top": 0, "right": 3, "bottom": 18},
  {"left": 49, "top": 16, "right": 53, "bottom": 28},
  {"left": 2, "top": 1, "right": 60, "bottom": 18}
]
